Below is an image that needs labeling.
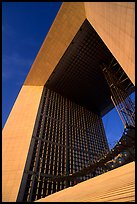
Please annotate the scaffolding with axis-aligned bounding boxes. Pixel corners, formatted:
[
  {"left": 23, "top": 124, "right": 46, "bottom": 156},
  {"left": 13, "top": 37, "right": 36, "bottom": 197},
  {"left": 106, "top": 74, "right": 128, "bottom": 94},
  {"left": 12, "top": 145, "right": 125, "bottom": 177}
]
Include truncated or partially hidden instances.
[{"left": 100, "top": 58, "right": 135, "bottom": 128}]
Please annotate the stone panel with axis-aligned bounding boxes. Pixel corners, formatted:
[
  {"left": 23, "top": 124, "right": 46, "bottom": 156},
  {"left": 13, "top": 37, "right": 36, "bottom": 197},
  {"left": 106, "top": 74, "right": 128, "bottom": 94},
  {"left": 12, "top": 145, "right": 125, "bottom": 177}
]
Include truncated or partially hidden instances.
[
  {"left": 24, "top": 2, "right": 86, "bottom": 86},
  {"left": 2, "top": 85, "right": 43, "bottom": 202},
  {"left": 84, "top": 2, "right": 135, "bottom": 85}
]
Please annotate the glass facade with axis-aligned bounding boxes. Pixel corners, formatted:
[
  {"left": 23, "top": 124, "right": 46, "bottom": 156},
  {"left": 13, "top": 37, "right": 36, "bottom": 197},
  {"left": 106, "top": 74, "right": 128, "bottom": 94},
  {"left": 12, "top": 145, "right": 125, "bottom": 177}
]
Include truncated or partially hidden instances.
[{"left": 17, "top": 87, "right": 109, "bottom": 202}]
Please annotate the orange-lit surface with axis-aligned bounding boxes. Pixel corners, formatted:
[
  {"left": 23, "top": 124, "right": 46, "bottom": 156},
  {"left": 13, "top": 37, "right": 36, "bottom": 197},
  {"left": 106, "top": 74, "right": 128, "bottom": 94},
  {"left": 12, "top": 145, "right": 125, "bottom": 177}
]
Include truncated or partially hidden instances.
[
  {"left": 24, "top": 2, "right": 86, "bottom": 86},
  {"left": 2, "top": 2, "right": 135, "bottom": 202},
  {"left": 24, "top": 2, "right": 135, "bottom": 86},
  {"left": 85, "top": 2, "right": 135, "bottom": 85},
  {"left": 35, "top": 162, "right": 135, "bottom": 202},
  {"left": 2, "top": 85, "right": 43, "bottom": 201}
]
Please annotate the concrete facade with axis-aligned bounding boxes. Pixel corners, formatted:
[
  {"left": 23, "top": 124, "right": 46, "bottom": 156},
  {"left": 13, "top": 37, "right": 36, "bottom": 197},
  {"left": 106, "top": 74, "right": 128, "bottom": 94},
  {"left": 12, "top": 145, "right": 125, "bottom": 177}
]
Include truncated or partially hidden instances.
[
  {"left": 24, "top": 2, "right": 86, "bottom": 86},
  {"left": 2, "top": 2, "right": 135, "bottom": 202},
  {"left": 84, "top": 2, "right": 135, "bottom": 85},
  {"left": 24, "top": 2, "right": 135, "bottom": 86},
  {"left": 2, "top": 86, "right": 43, "bottom": 201}
]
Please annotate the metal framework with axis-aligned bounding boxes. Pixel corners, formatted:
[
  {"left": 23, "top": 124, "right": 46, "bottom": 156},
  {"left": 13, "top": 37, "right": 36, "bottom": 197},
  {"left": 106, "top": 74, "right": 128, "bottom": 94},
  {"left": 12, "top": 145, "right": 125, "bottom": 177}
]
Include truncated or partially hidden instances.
[
  {"left": 18, "top": 125, "right": 134, "bottom": 188},
  {"left": 45, "top": 124, "right": 135, "bottom": 183},
  {"left": 100, "top": 58, "right": 135, "bottom": 128}
]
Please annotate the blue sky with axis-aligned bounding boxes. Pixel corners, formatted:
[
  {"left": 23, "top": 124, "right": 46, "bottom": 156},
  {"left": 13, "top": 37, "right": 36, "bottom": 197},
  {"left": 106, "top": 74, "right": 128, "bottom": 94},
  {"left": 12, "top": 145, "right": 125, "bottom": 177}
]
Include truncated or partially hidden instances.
[
  {"left": 2, "top": 2, "right": 62, "bottom": 127},
  {"left": 2, "top": 2, "right": 135, "bottom": 149}
]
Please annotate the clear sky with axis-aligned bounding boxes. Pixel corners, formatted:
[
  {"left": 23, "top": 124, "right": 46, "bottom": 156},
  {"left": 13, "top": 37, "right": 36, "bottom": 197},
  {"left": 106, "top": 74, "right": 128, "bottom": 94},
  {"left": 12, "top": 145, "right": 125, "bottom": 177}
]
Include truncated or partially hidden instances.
[
  {"left": 2, "top": 2, "right": 62, "bottom": 127},
  {"left": 2, "top": 2, "right": 135, "bottom": 149}
]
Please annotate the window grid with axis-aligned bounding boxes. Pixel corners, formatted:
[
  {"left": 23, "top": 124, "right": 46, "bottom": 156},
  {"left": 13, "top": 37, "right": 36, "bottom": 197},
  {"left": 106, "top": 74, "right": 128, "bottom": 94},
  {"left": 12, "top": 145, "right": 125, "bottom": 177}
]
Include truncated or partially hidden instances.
[{"left": 20, "top": 87, "right": 109, "bottom": 202}]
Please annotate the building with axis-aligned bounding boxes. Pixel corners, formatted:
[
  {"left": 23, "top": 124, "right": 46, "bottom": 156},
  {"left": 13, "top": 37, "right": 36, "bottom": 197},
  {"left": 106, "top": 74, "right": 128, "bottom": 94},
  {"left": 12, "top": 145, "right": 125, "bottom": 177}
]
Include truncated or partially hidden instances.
[
  {"left": 2, "top": 2, "right": 135, "bottom": 202},
  {"left": 35, "top": 161, "right": 135, "bottom": 202},
  {"left": 17, "top": 87, "right": 110, "bottom": 202}
]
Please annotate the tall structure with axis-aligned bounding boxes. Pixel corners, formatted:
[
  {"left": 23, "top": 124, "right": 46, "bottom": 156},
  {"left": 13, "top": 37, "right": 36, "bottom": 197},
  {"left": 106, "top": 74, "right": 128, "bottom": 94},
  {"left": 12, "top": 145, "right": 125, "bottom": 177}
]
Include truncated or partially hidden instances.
[
  {"left": 17, "top": 87, "right": 109, "bottom": 202},
  {"left": 2, "top": 2, "right": 135, "bottom": 202}
]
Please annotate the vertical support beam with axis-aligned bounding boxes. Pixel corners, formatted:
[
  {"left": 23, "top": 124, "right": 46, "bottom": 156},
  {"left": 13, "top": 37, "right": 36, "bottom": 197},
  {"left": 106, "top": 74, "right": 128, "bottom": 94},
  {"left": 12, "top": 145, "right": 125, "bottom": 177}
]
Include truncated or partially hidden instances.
[
  {"left": 65, "top": 99, "right": 70, "bottom": 187},
  {"left": 17, "top": 87, "right": 47, "bottom": 202}
]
